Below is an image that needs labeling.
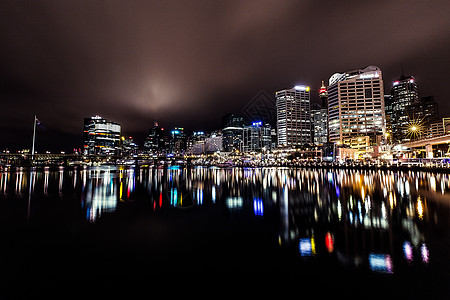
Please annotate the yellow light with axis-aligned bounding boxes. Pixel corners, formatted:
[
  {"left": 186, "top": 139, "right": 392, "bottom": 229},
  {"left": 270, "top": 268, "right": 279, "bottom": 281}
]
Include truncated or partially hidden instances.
[
  {"left": 411, "top": 126, "right": 418, "bottom": 131},
  {"left": 417, "top": 197, "right": 424, "bottom": 220},
  {"left": 311, "top": 235, "right": 316, "bottom": 255},
  {"left": 306, "top": 86, "right": 310, "bottom": 92}
]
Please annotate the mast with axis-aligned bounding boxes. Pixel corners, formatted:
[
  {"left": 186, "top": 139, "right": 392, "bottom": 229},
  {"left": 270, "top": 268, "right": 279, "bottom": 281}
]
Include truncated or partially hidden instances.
[{"left": 31, "top": 115, "right": 37, "bottom": 160}]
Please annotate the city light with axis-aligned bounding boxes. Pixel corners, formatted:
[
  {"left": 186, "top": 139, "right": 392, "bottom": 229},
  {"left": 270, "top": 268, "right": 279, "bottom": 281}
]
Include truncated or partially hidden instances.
[{"left": 294, "top": 85, "right": 310, "bottom": 91}]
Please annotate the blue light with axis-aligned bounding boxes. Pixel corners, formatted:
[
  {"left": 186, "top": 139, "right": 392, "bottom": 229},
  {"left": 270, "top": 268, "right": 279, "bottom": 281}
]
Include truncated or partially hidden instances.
[
  {"left": 253, "top": 198, "right": 264, "bottom": 216},
  {"left": 299, "top": 239, "right": 312, "bottom": 256},
  {"left": 252, "top": 121, "right": 262, "bottom": 127},
  {"left": 369, "top": 253, "right": 393, "bottom": 273}
]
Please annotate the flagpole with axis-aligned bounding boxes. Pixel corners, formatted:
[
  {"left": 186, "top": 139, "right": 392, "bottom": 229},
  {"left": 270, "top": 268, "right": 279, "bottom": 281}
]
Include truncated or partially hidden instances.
[{"left": 31, "top": 115, "right": 37, "bottom": 160}]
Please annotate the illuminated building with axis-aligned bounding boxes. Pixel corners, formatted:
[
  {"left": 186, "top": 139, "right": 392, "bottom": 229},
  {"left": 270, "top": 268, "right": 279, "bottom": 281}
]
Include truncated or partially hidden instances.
[
  {"left": 169, "top": 127, "right": 186, "bottom": 154},
  {"left": 83, "top": 115, "right": 121, "bottom": 155},
  {"left": 390, "top": 74, "right": 419, "bottom": 143},
  {"left": 144, "top": 121, "right": 165, "bottom": 154},
  {"left": 319, "top": 80, "right": 328, "bottom": 107},
  {"left": 243, "top": 122, "right": 272, "bottom": 152},
  {"left": 204, "top": 131, "right": 223, "bottom": 153},
  {"left": 276, "top": 85, "right": 312, "bottom": 147},
  {"left": 222, "top": 113, "right": 244, "bottom": 152},
  {"left": 312, "top": 81, "right": 328, "bottom": 145},
  {"left": 328, "top": 65, "right": 386, "bottom": 145},
  {"left": 122, "top": 136, "right": 138, "bottom": 155}
]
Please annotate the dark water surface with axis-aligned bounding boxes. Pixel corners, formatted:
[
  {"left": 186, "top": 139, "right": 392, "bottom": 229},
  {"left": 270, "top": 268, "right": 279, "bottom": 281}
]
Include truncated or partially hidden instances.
[{"left": 0, "top": 166, "right": 449, "bottom": 296}]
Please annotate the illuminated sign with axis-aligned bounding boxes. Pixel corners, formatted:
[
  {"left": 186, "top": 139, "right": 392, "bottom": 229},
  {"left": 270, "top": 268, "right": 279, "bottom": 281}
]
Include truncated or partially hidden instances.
[
  {"left": 359, "top": 72, "right": 379, "bottom": 79},
  {"left": 252, "top": 121, "right": 262, "bottom": 127},
  {"left": 294, "top": 85, "right": 310, "bottom": 92}
]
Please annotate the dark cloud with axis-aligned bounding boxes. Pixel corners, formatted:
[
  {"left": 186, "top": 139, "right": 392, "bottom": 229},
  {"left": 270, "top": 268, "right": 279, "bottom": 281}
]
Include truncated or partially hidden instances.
[{"left": 1, "top": 0, "right": 449, "bottom": 151}]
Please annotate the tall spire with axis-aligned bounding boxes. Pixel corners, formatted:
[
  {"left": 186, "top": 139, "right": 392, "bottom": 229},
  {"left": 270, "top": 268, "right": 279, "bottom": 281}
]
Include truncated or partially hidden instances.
[{"left": 319, "top": 81, "right": 327, "bottom": 97}]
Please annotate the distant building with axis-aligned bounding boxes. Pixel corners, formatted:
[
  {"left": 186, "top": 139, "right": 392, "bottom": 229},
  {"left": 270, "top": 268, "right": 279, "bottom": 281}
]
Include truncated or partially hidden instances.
[
  {"left": 222, "top": 113, "right": 244, "bottom": 152},
  {"left": 243, "top": 122, "right": 272, "bottom": 152},
  {"left": 188, "top": 131, "right": 206, "bottom": 155},
  {"left": 390, "top": 74, "right": 419, "bottom": 143},
  {"left": 122, "top": 136, "right": 138, "bottom": 155},
  {"left": 312, "top": 81, "right": 328, "bottom": 146},
  {"left": 144, "top": 121, "right": 165, "bottom": 154},
  {"left": 276, "top": 85, "right": 312, "bottom": 147},
  {"left": 328, "top": 65, "right": 386, "bottom": 146},
  {"left": 169, "top": 127, "right": 186, "bottom": 154},
  {"left": 83, "top": 115, "right": 121, "bottom": 155},
  {"left": 205, "top": 131, "right": 223, "bottom": 153}
]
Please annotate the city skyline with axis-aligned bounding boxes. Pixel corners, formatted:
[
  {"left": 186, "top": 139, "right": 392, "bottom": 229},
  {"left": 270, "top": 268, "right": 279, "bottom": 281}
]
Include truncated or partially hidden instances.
[{"left": 1, "top": 1, "right": 449, "bottom": 152}]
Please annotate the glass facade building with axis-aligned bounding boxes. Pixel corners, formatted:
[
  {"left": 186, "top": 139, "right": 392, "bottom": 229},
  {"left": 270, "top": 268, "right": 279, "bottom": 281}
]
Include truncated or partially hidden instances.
[
  {"left": 327, "top": 65, "right": 386, "bottom": 145},
  {"left": 276, "top": 86, "right": 311, "bottom": 147},
  {"left": 242, "top": 122, "right": 272, "bottom": 152},
  {"left": 83, "top": 115, "right": 121, "bottom": 155},
  {"left": 390, "top": 75, "right": 419, "bottom": 143},
  {"left": 222, "top": 113, "right": 244, "bottom": 152}
]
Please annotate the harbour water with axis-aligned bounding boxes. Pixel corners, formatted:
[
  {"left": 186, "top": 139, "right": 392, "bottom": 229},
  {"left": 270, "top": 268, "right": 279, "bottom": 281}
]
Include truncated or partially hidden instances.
[{"left": 0, "top": 166, "right": 449, "bottom": 296}]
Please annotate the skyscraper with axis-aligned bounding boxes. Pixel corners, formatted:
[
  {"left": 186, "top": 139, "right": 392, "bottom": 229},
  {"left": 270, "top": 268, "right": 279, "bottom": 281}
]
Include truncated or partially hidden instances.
[
  {"left": 390, "top": 74, "right": 419, "bottom": 143},
  {"left": 276, "top": 85, "right": 311, "bottom": 147},
  {"left": 222, "top": 113, "right": 244, "bottom": 152},
  {"left": 327, "top": 65, "right": 386, "bottom": 145},
  {"left": 144, "top": 121, "right": 165, "bottom": 154},
  {"left": 312, "top": 81, "right": 328, "bottom": 145},
  {"left": 242, "top": 122, "right": 272, "bottom": 152},
  {"left": 83, "top": 115, "right": 121, "bottom": 155}
]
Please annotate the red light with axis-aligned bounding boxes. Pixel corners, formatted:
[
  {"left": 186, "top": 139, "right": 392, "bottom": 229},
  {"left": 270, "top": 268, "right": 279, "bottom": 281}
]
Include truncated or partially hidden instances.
[{"left": 325, "top": 232, "right": 334, "bottom": 253}]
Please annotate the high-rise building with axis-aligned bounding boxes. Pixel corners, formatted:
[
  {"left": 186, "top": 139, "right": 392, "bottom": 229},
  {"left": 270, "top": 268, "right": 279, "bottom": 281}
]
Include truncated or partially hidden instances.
[
  {"left": 169, "top": 127, "right": 186, "bottom": 154},
  {"left": 390, "top": 74, "right": 419, "bottom": 143},
  {"left": 222, "top": 113, "right": 244, "bottom": 152},
  {"left": 312, "top": 81, "right": 328, "bottom": 145},
  {"left": 243, "top": 122, "right": 272, "bottom": 152},
  {"left": 276, "top": 85, "right": 311, "bottom": 147},
  {"left": 144, "top": 121, "right": 165, "bottom": 154},
  {"left": 205, "top": 131, "right": 223, "bottom": 153},
  {"left": 327, "top": 65, "right": 386, "bottom": 145},
  {"left": 83, "top": 115, "right": 121, "bottom": 155}
]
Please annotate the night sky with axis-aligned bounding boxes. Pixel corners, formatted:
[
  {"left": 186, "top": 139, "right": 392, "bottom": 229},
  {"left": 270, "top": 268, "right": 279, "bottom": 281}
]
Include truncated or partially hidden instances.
[{"left": 1, "top": 0, "right": 449, "bottom": 152}]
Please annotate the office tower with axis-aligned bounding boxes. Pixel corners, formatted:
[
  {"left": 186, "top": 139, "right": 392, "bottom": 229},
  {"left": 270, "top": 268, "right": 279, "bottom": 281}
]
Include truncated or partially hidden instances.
[
  {"left": 243, "top": 122, "right": 272, "bottom": 152},
  {"left": 205, "top": 131, "right": 223, "bottom": 153},
  {"left": 276, "top": 85, "right": 311, "bottom": 147},
  {"left": 144, "top": 121, "right": 165, "bottom": 154},
  {"left": 390, "top": 74, "right": 419, "bottom": 143},
  {"left": 169, "top": 127, "right": 186, "bottom": 154},
  {"left": 222, "top": 113, "right": 244, "bottom": 152},
  {"left": 83, "top": 115, "right": 121, "bottom": 155},
  {"left": 188, "top": 131, "right": 206, "bottom": 155},
  {"left": 312, "top": 81, "right": 328, "bottom": 145},
  {"left": 311, "top": 109, "right": 328, "bottom": 145},
  {"left": 122, "top": 136, "right": 138, "bottom": 155},
  {"left": 327, "top": 65, "right": 386, "bottom": 145}
]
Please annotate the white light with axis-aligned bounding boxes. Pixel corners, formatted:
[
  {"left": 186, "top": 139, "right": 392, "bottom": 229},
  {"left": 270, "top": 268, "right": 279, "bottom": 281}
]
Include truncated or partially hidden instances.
[
  {"left": 359, "top": 72, "right": 379, "bottom": 79},
  {"left": 294, "top": 85, "right": 309, "bottom": 91}
]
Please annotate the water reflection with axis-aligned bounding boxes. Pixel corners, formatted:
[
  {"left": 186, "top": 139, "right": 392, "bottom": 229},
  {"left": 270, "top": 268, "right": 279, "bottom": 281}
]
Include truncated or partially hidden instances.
[{"left": 0, "top": 166, "right": 449, "bottom": 275}]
